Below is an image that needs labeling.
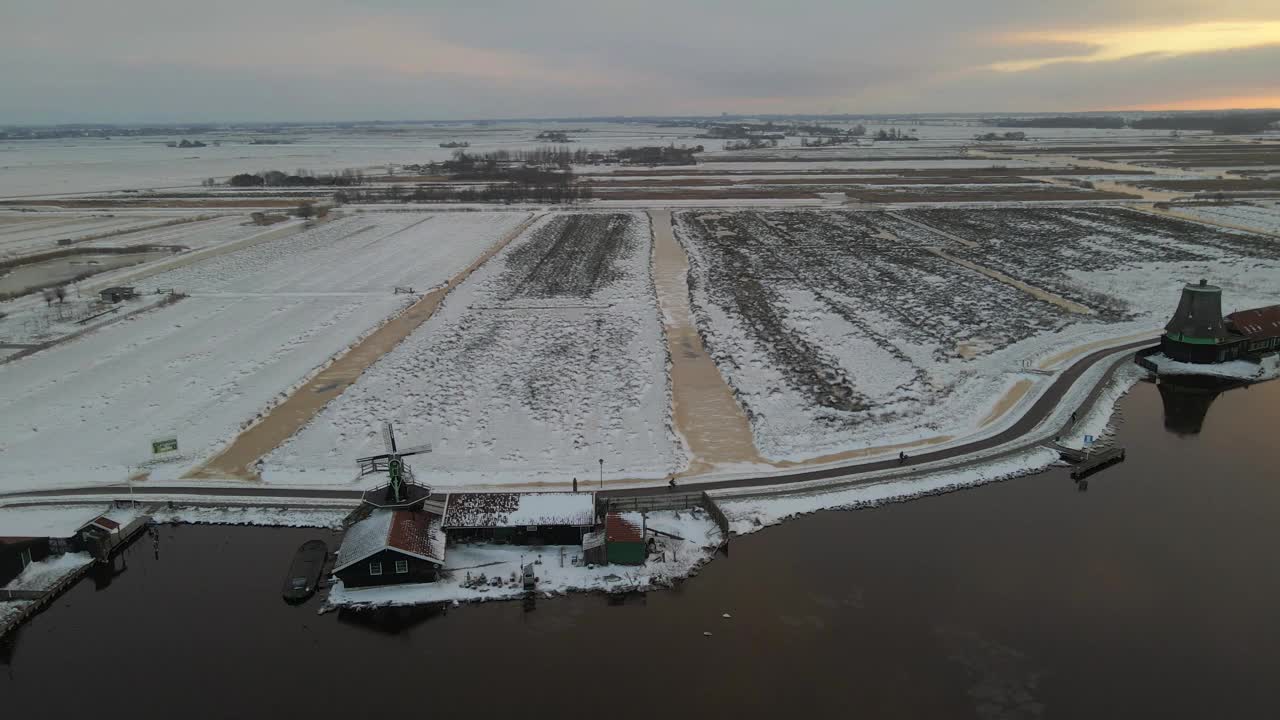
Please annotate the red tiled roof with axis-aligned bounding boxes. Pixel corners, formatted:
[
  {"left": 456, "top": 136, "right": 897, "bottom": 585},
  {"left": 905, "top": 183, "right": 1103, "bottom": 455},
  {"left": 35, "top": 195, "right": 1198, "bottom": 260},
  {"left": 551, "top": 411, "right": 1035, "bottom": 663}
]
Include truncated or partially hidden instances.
[
  {"left": 91, "top": 516, "right": 121, "bottom": 531},
  {"left": 605, "top": 513, "right": 643, "bottom": 544},
  {"left": 387, "top": 510, "right": 445, "bottom": 563},
  {"left": 1227, "top": 305, "right": 1280, "bottom": 340},
  {"left": 334, "top": 508, "right": 446, "bottom": 573}
]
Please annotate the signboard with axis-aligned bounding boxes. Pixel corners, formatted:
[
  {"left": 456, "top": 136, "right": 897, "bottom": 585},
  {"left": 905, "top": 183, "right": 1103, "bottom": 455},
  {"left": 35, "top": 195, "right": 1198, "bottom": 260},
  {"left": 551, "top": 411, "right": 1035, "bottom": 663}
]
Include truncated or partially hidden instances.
[{"left": 151, "top": 437, "right": 179, "bottom": 455}]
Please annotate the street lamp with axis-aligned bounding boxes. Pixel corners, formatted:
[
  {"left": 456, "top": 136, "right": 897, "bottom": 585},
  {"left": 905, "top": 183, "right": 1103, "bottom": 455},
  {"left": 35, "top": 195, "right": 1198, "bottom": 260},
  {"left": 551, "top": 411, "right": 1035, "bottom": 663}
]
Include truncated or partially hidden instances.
[{"left": 598, "top": 458, "right": 603, "bottom": 488}]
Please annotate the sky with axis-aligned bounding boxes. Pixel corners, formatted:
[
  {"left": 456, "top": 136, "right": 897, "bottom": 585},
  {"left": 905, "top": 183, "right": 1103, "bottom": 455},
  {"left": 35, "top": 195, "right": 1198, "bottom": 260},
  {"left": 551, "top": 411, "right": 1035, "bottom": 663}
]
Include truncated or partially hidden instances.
[{"left": 2, "top": 0, "right": 1278, "bottom": 123}]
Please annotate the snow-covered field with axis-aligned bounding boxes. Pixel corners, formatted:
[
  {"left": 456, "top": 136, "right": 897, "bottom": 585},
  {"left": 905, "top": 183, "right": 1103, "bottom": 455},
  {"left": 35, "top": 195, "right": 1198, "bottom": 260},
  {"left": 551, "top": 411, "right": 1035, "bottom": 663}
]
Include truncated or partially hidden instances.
[
  {"left": 266, "top": 211, "right": 683, "bottom": 487},
  {"left": 675, "top": 207, "right": 1279, "bottom": 462},
  {"left": 1167, "top": 203, "right": 1280, "bottom": 235},
  {"left": 0, "top": 211, "right": 527, "bottom": 492},
  {"left": 327, "top": 509, "right": 720, "bottom": 607}
]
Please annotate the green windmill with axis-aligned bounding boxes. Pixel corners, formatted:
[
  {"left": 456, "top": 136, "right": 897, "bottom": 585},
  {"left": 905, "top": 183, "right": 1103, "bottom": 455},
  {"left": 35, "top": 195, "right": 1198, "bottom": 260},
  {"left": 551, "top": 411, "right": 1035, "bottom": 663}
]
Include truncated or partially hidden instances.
[{"left": 356, "top": 421, "right": 432, "bottom": 506}]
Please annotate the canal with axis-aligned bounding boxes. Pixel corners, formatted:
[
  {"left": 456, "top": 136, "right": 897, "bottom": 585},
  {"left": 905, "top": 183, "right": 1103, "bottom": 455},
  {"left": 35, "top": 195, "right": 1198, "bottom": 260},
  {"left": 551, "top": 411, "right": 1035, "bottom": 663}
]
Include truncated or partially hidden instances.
[{"left": 2, "top": 377, "right": 1278, "bottom": 718}]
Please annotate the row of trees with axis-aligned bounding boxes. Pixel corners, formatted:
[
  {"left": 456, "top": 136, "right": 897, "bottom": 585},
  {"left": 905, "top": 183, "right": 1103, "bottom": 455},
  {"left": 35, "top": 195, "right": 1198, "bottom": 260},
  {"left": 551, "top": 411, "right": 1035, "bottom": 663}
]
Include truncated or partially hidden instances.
[
  {"left": 226, "top": 168, "right": 369, "bottom": 187},
  {"left": 333, "top": 179, "right": 593, "bottom": 205}
]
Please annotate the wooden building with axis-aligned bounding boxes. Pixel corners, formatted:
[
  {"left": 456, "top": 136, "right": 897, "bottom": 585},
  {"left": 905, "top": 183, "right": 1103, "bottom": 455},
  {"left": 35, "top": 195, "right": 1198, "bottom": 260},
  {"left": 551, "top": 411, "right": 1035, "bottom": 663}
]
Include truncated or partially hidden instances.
[
  {"left": 99, "top": 286, "right": 137, "bottom": 304},
  {"left": 1162, "top": 281, "right": 1280, "bottom": 364},
  {"left": 604, "top": 513, "right": 646, "bottom": 566},
  {"left": 334, "top": 509, "right": 446, "bottom": 588},
  {"left": 443, "top": 492, "right": 595, "bottom": 545}
]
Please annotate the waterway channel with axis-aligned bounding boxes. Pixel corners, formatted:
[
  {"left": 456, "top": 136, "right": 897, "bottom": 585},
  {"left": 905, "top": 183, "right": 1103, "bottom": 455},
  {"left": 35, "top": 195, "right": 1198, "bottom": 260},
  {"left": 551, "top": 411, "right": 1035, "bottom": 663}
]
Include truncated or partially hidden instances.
[{"left": 2, "top": 377, "right": 1277, "bottom": 718}]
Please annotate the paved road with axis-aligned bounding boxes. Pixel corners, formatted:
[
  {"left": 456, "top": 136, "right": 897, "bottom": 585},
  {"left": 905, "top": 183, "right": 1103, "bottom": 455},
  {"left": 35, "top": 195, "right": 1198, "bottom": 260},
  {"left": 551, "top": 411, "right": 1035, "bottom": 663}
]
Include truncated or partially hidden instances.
[
  {"left": 605, "top": 338, "right": 1155, "bottom": 498},
  {"left": 1, "top": 338, "right": 1155, "bottom": 507}
]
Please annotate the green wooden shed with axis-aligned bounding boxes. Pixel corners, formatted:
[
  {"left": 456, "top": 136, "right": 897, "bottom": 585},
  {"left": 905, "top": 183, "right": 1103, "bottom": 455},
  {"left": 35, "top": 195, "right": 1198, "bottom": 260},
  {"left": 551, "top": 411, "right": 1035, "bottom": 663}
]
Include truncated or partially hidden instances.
[{"left": 605, "top": 513, "right": 646, "bottom": 566}]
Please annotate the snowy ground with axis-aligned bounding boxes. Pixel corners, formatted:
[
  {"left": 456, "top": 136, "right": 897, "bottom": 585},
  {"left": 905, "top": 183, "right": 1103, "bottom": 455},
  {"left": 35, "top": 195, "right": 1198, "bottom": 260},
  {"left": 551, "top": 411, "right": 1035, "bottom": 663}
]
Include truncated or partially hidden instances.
[
  {"left": 0, "top": 505, "right": 107, "bottom": 536},
  {"left": 0, "top": 211, "right": 527, "bottom": 492},
  {"left": 675, "top": 207, "right": 1278, "bottom": 462},
  {"left": 266, "top": 211, "right": 683, "bottom": 488},
  {"left": 2, "top": 552, "right": 92, "bottom": 592},
  {"left": 1166, "top": 203, "right": 1280, "bottom": 235},
  {"left": 327, "top": 509, "right": 720, "bottom": 607},
  {"left": 1147, "top": 353, "right": 1280, "bottom": 381},
  {"left": 147, "top": 505, "right": 349, "bottom": 528}
]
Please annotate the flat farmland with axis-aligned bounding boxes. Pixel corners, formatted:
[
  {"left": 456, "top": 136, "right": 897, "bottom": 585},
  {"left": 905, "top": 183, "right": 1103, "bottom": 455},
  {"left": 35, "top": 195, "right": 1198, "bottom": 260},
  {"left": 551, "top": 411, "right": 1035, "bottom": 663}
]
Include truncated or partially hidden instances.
[
  {"left": 898, "top": 207, "right": 1280, "bottom": 317},
  {"left": 674, "top": 207, "right": 1280, "bottom": 461},
  {"left": 0, "top": 211, "right": 528, "bottom": 491},
  {"left": 266, "top": 211, "right": 681, "bottom": 488}
]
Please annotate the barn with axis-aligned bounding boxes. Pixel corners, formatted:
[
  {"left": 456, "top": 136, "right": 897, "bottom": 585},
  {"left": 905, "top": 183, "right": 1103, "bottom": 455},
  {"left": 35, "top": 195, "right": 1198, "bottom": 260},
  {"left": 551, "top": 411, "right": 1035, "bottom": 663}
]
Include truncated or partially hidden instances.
[
  {"left": 333, "top": 509, "right": 447, "bottom": 588},
  {"left": 442, "top": 492, "right": 595, "bottom": 545}
]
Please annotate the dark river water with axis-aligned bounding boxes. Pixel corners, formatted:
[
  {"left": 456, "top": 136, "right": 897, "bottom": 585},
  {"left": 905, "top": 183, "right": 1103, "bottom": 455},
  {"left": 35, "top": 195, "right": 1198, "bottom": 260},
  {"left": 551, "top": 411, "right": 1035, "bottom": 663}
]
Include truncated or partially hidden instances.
[{"left": 3, "top": 377, "right": 1278, "bottom": 719}]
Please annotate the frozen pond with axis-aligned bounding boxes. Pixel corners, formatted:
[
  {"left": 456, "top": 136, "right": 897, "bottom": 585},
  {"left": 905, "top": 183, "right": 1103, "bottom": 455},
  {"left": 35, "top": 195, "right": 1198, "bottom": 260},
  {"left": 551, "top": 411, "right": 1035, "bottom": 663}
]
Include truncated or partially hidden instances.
[{"left": 0, "top": 250, "right": 172, "bottom": 297}]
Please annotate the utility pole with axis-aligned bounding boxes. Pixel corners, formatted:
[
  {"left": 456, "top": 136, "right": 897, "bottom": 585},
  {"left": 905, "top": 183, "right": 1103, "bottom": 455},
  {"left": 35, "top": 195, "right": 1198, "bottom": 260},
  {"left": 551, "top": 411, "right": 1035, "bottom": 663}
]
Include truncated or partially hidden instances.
[{"left": 598, "top": 458, "right": 603, "bottom": 489}]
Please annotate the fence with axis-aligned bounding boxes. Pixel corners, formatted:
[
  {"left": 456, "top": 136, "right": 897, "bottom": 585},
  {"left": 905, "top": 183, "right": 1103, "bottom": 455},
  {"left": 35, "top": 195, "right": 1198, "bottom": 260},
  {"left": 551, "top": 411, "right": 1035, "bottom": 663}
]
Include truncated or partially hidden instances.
[{"left": 600, "top": 491, "right": 732, "bottom": 547}]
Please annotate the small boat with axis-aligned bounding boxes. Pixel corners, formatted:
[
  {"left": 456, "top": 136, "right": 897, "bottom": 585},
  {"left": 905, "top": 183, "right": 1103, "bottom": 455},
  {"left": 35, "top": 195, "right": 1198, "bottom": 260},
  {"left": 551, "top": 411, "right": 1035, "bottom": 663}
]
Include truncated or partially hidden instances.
[{"left": 282, "top": 539, "right": 328, "bottom": 604}]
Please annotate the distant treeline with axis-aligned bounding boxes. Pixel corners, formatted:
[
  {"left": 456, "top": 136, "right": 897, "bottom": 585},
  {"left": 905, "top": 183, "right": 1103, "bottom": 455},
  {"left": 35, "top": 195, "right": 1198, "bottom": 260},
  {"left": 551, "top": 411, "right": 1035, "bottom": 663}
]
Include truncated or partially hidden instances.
[
  {"left": 994, "top": 116, "right": 1127, "bottom": 129},
  {"left": 992, "top": 112, "right": 1280, "bottom": 134},
  {"left": 429, "top": 144, "right": 702, "bottom": 173},
  {"left": 226, "top": 169, "right": 367, "bottom": 187},
  {"left": 334, "top": 170, "right": 591, "bottom": 204}
]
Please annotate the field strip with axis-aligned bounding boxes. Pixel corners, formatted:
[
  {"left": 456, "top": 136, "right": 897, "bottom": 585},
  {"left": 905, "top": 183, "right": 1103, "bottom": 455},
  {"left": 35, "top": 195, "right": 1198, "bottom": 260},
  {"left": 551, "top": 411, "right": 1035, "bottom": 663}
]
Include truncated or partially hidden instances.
[
  {"left": 649, "top": 209, "right": 766, "bottom": 475},
  {"left": 924, "top": 247, "right": 1095, "bottom": 315},
  {"left": 980, "top": 379, "right": 1033, "bottom": 427},
  {"left": 1134, "top": 204, "right": 1280, "bottom": 239},
  {"left": 886, "top": 211, "right": 978, "bottom": 247},
  {"left": 186, "top": 212, "right": 542, "bottom": 481}
]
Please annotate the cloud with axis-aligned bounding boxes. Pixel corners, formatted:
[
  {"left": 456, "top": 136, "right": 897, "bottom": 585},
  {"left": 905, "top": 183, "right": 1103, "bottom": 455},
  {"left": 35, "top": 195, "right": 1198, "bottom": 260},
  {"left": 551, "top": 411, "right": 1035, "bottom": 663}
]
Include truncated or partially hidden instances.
[{"left": 2, "top": 1, "right": 1279, "bottom": 122}]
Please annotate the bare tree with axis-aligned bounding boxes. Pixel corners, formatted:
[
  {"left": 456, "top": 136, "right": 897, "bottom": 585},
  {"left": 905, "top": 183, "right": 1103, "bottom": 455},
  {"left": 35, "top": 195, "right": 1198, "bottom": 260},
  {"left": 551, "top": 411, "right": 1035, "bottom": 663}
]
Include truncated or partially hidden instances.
[{"left": 55, "top": 286, "right": 66, "bottom": 304}]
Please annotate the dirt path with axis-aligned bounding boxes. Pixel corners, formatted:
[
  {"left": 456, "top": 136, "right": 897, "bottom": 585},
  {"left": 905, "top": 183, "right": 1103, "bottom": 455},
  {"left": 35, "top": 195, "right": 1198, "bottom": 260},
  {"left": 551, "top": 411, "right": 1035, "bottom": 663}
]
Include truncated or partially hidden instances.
[
  {"left": 923, "top": 247, "right": 1094, "bottom": 315},
  {"left": 187, "top": 212, "right": 541, "bottom": 481},
  {"left": 887, "top": 211, "right": 978, "bottom": 248},
  {"left": 648, "top": 209, "right": 765, "bottom": 475}
]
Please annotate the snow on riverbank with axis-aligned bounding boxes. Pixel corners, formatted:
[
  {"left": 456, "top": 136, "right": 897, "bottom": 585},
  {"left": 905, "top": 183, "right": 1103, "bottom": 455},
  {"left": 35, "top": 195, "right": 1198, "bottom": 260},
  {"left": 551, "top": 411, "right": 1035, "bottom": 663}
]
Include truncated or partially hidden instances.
[
  {"left": 1056, "top": 363, "right": 1146, "bottom": 450},
  {"left": 717, "top": 447, "right": 1061, "bottom": 535},
  {"left": 3, "top": 552, "right": 92, "bottom": 592},
  {"left": 327, "top": 509, "right": 720, "bottom": 608},
  {"left": 1147, "top": 352, "right": 1280, "bottom": 381},
  {"left": 267, "top": 211, "right": 683, "bottom": 488},
  {"left": 148, "top": 505, "right": 348, "bottom": 528}
]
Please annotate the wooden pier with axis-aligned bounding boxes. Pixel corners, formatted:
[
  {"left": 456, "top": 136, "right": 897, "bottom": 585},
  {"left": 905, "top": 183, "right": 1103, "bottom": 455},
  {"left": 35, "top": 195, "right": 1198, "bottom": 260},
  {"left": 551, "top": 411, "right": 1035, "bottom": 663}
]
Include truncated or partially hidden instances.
[{"left": 1069, "top": 447, "right": 1127, "bottom": 480}]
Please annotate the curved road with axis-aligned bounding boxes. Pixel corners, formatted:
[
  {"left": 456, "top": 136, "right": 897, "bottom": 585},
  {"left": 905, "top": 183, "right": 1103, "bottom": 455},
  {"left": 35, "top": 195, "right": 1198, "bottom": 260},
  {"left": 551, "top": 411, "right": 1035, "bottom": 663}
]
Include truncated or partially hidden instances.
[{"left": 1, "top": 338, "right": 1156, "bottom": 506}]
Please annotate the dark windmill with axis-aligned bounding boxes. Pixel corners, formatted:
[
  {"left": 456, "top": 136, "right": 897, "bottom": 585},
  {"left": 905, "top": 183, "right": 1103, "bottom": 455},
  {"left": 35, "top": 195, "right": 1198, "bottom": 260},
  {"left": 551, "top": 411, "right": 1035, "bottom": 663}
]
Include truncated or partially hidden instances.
[{"left": 357, "top": 422, "right": 433, "bottom": 510}]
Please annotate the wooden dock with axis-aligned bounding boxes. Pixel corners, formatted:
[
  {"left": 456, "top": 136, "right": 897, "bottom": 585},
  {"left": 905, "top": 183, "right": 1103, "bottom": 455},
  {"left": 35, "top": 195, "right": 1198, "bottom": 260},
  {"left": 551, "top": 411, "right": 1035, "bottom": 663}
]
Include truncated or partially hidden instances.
[
  {"left": 1, "top": 511, "right": 152, "bottom": 639},
  {"left": 1069, "top": 447, "right": 1127, "bottom": 480}
]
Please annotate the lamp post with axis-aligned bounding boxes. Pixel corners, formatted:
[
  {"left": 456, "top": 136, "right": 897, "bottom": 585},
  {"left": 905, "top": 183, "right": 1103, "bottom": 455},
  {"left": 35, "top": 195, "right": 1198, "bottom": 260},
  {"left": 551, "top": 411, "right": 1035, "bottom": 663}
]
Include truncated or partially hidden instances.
[{"left": 598, "top": 458, "right": 603, "bottom": 488}]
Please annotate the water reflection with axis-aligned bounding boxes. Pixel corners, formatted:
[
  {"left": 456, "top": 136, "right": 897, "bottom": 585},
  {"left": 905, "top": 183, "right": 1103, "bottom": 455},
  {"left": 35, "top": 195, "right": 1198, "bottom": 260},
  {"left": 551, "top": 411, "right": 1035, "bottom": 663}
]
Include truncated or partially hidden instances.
[
  {"left": 335, "top": 604, "right": 447, "bottom": 635},
  {"left": 1156, "top": 375, "right": 1251, "bottom": 435}
]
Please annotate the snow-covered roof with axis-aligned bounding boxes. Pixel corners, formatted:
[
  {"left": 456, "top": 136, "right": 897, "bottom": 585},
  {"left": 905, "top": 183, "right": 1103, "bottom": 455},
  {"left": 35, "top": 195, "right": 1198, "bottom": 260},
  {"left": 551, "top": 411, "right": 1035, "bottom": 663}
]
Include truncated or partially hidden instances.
[
  {"left": 443, "top": 492, "right": 595, "bottom": 529},
  {"left": 0, "top": 505, "right": 109, "bottom": 539},
  {"left": 334, "top": 509, "right": 446, "bottom": 573}
]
